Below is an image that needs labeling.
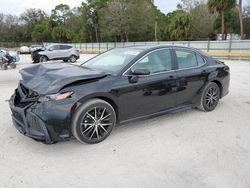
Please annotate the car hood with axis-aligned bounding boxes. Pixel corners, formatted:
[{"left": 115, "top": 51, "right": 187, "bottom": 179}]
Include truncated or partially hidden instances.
[{"left": 20, "top": 63, "right": 107, "bottom": 95}]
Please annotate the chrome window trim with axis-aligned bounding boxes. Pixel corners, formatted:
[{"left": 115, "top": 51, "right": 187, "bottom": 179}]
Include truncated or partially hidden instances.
[{"left": 122, "top": 48, "right": 174, "bottom": 77}]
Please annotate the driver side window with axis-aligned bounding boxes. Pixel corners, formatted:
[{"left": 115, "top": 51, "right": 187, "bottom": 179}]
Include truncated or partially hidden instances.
[{"left": 131, "top": 49, "right": 173, "bottom": 75}]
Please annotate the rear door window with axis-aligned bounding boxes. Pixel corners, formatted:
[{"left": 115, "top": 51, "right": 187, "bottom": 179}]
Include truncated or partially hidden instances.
[
  {"left": 175, "top": 50, "right": 198, "bottom": 69},
  {"left": 60, "top": 45, "right": 72, "bottom": 50}
]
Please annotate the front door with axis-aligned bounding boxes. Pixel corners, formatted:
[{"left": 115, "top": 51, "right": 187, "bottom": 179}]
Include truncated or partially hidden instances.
[{"left": 114, "top": 48, "right": 178, "bottom": 121}]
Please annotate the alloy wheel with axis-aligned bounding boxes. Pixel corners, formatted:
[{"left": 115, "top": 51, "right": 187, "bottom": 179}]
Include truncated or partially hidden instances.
[
  {"left": 205, "top": 86, "right": 219, "bottom": 110},
  {"left": 80, "top": 107, "right": 114, "bottom": 142}
]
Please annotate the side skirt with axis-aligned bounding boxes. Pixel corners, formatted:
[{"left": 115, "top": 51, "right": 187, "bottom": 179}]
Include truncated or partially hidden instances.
[{"left": 119, "top": 104, "right": 193, "bottom": 125}]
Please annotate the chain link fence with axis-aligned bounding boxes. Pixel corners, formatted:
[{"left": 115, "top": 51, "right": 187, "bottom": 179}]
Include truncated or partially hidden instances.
[{"left": 1, "top": 40, "right": 250, "bottom": 59}]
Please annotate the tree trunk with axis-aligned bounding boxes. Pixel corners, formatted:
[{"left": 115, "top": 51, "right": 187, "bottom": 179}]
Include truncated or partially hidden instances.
[
  {"left": 94, "top": 25, "right": 99, "bottom": 43},
  {"left": 125, "top": 33, "right": 129, "bottom": 42},
  {"left": 238, "top": 0, "right": 244, "bottom": 40},
  {"left": 221, "top": 11, "right": 225, "bottom": 40}
]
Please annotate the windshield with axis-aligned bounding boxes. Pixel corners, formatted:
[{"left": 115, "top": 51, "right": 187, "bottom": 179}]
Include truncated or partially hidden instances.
[{"left": 82, "top": 48, "right": 143, "bottom": 73}]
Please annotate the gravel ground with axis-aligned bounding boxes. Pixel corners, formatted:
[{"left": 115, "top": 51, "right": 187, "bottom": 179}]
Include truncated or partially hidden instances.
[{"left": 0, "top": 55, "right": 250, "bottom": 188}]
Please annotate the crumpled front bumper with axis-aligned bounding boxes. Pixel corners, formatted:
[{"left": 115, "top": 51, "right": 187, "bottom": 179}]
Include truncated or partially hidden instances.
[
  {"left": 9, "top": 95, "right": 53, "bottom": 144},
  {"left": 9, "top": 92, "right": 75, "bottom": 144}
]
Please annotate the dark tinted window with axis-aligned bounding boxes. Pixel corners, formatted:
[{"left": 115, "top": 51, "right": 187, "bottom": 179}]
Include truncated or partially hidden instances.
[
  {"left": 176, "top": 50, "right": 198, "bottom": 69},
  {"left": 197, "top": 54, "right": 206, "bottom": 66},
  {"left": 60, "top": 45, "right": 72, "bottom": 50},
  {"left": 131, "top": 49, "right": 172, "bottom": 74},
  {"left": 49, "top": 45, "right": 60, "bottom": 50}
]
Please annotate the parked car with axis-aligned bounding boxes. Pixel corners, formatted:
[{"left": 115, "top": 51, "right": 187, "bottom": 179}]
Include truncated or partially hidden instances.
[
  {"left": 9, "top": 46, "right": 230, "bottom": 144},
  {"left": 20, "top": 46, "right": 30, "bottom": 54},
  {"left": 31, "top": 44, "right": 80, "bottom": 63}
]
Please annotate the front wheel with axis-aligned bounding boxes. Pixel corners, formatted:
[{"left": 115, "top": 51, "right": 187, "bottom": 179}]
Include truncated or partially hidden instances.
[
  {"left": 71, "top": 99, "right": 116, "bottom": 144},
  {"left": 40, "top": 56, "right": 48, "bottom": 63},
  {"left": 197, "top": 82, "right": 220, "bottom": 112}
]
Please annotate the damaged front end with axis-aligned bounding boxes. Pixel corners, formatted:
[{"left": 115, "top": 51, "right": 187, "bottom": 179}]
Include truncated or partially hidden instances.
[
  {"left": 9, "top": 83, "right": 76, "bottom": 144},
  {"left": 9, "top": 63, "right": 108, "bottom": 144}
]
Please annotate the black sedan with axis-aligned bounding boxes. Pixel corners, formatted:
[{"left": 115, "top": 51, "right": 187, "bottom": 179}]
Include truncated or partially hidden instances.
[{"left": 9, "top": 46, "right": 230, "bottom": 144}]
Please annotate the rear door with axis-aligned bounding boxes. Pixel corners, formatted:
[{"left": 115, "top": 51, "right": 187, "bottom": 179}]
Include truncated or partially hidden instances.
[
  {"left": 59, "top": 45, "right": 72, "bottom": 58},
  {"left": 173, "top": 48, "right": 207, "bottom": 105}
]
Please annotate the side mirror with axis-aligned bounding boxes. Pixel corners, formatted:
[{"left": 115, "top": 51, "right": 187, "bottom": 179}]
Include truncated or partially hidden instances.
[
  {"left": 131, "top": 68, "right": 150, "bottom": 76},
  {"left": 48, "top": 48, "right": 53, "bottom": 51}
]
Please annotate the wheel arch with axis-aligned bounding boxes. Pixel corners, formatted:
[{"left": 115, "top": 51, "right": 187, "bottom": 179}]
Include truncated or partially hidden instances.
[
  {"left": 77, "top": 95, "right": 119, "bottom": 122},
  {"left": 211, "top": 80, "right": 223, "bottom": 98},
  {"left": 40, "top": 55, "right": 49, "bottom": 60}
]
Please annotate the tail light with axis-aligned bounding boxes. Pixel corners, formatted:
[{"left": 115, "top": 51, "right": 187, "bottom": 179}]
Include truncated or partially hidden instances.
[{"left": 75, "top": 48, "right": 80, "bottom": 53}]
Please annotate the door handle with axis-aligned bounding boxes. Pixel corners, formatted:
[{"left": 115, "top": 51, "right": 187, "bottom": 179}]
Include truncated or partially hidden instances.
[{"left": 168, "top": 75, "right": 175, "bottom": 80}]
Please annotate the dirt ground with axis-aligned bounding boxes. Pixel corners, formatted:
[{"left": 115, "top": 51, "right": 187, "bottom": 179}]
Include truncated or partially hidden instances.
[{"left": 0, "top": 55, "right": 250, "bottom": 188}]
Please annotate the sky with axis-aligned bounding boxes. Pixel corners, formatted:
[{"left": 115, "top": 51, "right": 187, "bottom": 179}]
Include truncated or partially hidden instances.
[{"left": 0, "top": 0, "right": 179, "bottom": 15}]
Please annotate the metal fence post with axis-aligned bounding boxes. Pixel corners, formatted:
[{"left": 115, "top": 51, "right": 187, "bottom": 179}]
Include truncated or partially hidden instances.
[
  {"left": 99, "top": 43, "right": 101, "bottom": 53},
  {"left": 207, "top": 40, "right": 210, "bottom": 52},
  {"left": 106, "top": 43, "right": 108, "bottom": 50},
  {"left": 229, "top": 39, "right": 232, "bottom": 52}
]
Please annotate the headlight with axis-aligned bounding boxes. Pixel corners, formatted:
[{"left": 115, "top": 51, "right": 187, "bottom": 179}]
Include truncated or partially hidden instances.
[{"left": 38, "top": 92, "right": 74, "bottom": 102}]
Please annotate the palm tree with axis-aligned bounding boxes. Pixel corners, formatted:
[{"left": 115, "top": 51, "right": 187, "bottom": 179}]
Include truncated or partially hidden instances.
[
  {"left": 208, "top": 0, "right": 236, "bottom": 40},
  {"left": 238, "top": 0, "right": 244, "bottom": 39}
]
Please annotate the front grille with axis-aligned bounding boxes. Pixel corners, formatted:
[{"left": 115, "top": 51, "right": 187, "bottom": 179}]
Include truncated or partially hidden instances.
[
  {"left": 11, "top": 109, "right": 24, "bottom": 125},
  {"left": 14, "top": 83, "right": 39, "bottom": 108},
  {"left": 26, "top": 113, "right": 43, "bottom": 132}
]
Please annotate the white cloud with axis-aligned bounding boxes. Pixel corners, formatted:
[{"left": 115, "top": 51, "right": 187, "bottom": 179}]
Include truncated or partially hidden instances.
[{"left": 0, "top": 0, "right": 83, "bottom": 15}]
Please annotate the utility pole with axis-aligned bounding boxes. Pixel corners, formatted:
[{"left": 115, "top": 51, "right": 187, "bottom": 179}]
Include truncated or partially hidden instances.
[
  {"left": 155, "top": 18, "right": 158, "bottom": 42},
  {"left": 151, "top": 0, "right": 158, "bottom": 42}
]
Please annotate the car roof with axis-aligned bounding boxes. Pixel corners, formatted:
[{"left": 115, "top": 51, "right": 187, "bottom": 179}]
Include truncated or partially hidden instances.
[{"left": 119, "top": 45, "right": 207, "bottom": 56}]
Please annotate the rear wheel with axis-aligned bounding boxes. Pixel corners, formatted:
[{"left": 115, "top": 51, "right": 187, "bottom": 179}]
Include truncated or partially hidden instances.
[
  {"left": 198, "top": 82, "right": 220, "bottom": 112},
  {"left": 71, "top": 99, "right": 116, "bottom": 144},
  {"left": 40, "top": 56, "right": 48, "bottom": 62},
  {"left": 69, "top": 55, "right": 77, "bottom": 63}
]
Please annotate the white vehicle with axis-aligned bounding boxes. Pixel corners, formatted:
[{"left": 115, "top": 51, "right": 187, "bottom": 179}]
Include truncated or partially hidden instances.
[
  {"left": 32, "top": 44, "right": 80, "bottom": 63},
  {"left": 19, "top": 46, "right": 30, "bottom": 54}
]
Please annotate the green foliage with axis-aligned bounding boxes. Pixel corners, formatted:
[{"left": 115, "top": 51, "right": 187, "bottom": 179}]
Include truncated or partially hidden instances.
[
  {"left": 165, "top": 10, "right": 193, "bottom": 41},
  {"left": 207, "top": 0, "right": 236, "bottom": 13},
  {"left": 0, "top": 0, "right": 247, "bottom": 43}
]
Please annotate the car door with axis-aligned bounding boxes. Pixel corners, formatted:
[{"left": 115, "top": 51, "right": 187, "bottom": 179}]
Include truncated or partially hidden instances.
[
  {"left": 173, "top": 48, "right": 207, "bottom": 105},
  {"left": 114, "top": 48, "right": 178, "bottom": 121},
  {"left": 47, "top": 45, "right": 61, "bottom": 60}
]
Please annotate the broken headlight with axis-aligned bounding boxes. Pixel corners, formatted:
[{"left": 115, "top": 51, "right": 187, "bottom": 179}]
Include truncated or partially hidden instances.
[{"left": 38, "top": 92, "right": 74, "bottom": 102}]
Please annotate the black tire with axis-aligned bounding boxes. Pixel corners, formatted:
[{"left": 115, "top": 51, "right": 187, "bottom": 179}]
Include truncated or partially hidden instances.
[
  {"left": 197, "top": 82, "right": 220, "bottom": 112},
  {"left": 40, "top": 56, "right": 48, "bottom": 62},
  {"left": 3, "top": 63, "right": 8, "bottom": 70},
  {"left": 71, "top": 99, "right": 116, "bottom": 144},
  {"left": 10, "top": 62, "right": 16, "bottom": 69},
  {"left": 63, "top": 59, "right": 68, "bottom": 62},
  {"left": 69, "top": 55, "right": 77, "bottom": 63}
]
